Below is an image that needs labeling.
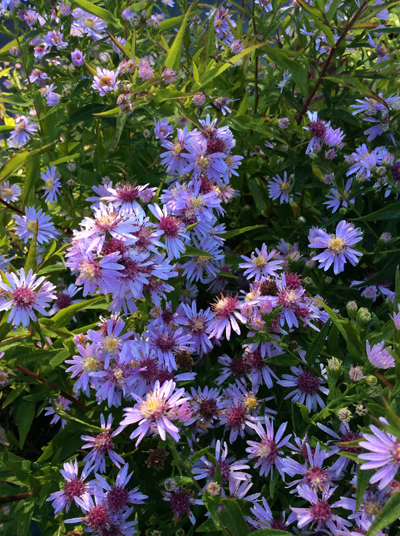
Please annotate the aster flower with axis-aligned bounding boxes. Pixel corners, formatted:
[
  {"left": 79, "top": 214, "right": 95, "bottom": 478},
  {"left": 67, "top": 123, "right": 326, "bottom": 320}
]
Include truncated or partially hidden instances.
[
  {"left": 71, "top": 49, "right": 85, "bottom": 66},
  {"left": 278, "top": 365, "right": 329, "bottom": 413},
  {"left": 148, "top": 323, "right": 193, "bottom": 371},
  {"left": 154, "top": 117, "right": 173, "bottom": 140},
  {"left": 0, "top": 181, "right": 21, "bottom": 202},
  {"left": 48, "top": 285, "right": 81, "bottom": 316},
  {"left": 267, "top": 172, "right": 293, "bottom": 203},
  {"left": 366, "top": 340, "right": 395, "bottom": 369},
  {"left": 179, "top": 301, "right": 213, "bottom": 355},
  {"left": 190, "top": 386, "right": 222, "bottom": 430},
  {"left": 81, "top": 414, "right": 124, "bottom": 473},
  {"left": 308, "top": 221, "right": 363, "bottom": 275},
  {"left": 184, "top": 137, "right": 227, "bottom": 181},
  {"left": 192, "top": 440, "right": 250, "bottom": 495},
  {"left": 8, "top": 116, "right": 38, "bottom": 148},
  {"left": 163, "top": 486, "right": 202, "bottom": 525},
  {"left": 41, "top": 166, "right": 61, "bottom": 203},
  {"left": 13, "top": 206, "right": 60, "bottom": 244},
  {"left": 148, "top": 204, "right": 188, "bottom": 259},
  {"left": 43, "top": 30, "right": 68, "bottom": 51},
  {"left": 250, "top": 497, "right": 289, "bottom": 531},
  {"left": 44, "top": 396, "right": 72, "bottom": 428},
  {"left": 115, "top": 379, "right": 190, "bottom": 445},
  {"left": 243, "top": 343, "right": 281, "bottom": 389},
  {"left": 47, "top": 459, "right": 92, "bottom": 514},
  {"left": 239, "top": 244, "right": 283, "bottom": 281},
  {"left": 65, "top": 344, "right": 102, "bottom": 396},
  {"left": 0, "top": 269, "right": 56, "bottom": 327},
  {"left": 93, "top": 464, "right": 147, "bottom": 512},
  {"left": 92, "top": 67, "right": 119, "bottom": 96},
  {"left": 138, "top": 57, "right": 154, "bottom": 80},
  {"left": 209, "top": 294, "right": 247, "bottom": 340},
  {"left": 246, "top": 419, "right": 292, "bottom": 478},
  {"left": 323, "top": 179, "right": 354, "bottom": 213},
  {"left": 160, "top": 127, "right": 191, "bottom": 174},
  {"left": 71, "top": 9, "right": 107, "bottom": 41}
]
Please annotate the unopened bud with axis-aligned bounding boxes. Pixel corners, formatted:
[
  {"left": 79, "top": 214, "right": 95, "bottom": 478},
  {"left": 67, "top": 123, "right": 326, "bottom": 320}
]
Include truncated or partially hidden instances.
[
  {"left": 346, "top": 300, "right": 358, "bottom": 320},
  {"left": 206, "top": 482, "right": 221, "bottom": 496},
  {"left": 365, "top": 375, "right": 377, "bottom": 386},
  {"left": 328, "top": 357, "right": 341, "bottom": 371},
  {"left": 164, "top": 478, "right": 177, "bottom": 491},
  {"left": 355, "top": 404, "right": 368, "bottom": 416},
  {"left": 337, "top": 407, "right": 352, "bottom": 422},
  {"left": 349, "top": 365, "right": 363, "bottom": 381},
  {"left": 356, "top": 307, "right": 371, "bottom": 326}
]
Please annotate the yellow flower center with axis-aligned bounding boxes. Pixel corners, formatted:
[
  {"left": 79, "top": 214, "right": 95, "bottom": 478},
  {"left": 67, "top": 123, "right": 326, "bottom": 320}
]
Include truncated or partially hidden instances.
[
  {"left": 26, "top": 220, "right": 38, "bottom": 232},
  {"left": 140, "top": 394, "right": 165, "bottom": 419},
  {"left": 191, "top": 197, "right": 204, "bottom": 209},
  {"left": 2, "top": 188, "right": 13, "bottom": 197},
  {"left": 103, "top": 336, "right": 119, "bottom": 353},
  {"left": 80, "top": 262, "right": 96, "bottom": 281},
  {"left": 113, "top": 367, "right": 124, "bottom": 381},
  {"left": 84, "top": 17, "right": 96, "bottom": 28},
  {"left": 83, "top": 355, "right": 99, "bottom": 372},
  {"left": 98, "top": 76, "right": 113, "bottom": 88},
  {"left": 244, "top": 396, "right": 258, "bottom": 410},
  {"left": 45, "top": 178, "right": 54, "bottom": 190},
  {"left": 253, "top": 256, "right": 266, "bottom": 267},
  {"left": 329, "top": 237, "right": 345, "bottom": 252},
  {"left": 197, "top": 155, "right": 211, "bottom": 169},
  {"left": 280, "top": 182, "right": 290, "bottom": 191},
  {"left": 192, "top": 320, "right": 204, "bottom": 331}
]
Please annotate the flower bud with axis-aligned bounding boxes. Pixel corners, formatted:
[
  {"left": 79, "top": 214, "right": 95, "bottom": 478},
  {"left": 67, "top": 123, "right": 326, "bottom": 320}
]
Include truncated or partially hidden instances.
[
  {"left": 346, "top": 301, "right": 358, "bottom": 320},
  {"left": 355, "top": 404, "right": 367, "bottom": 416},
  {"left": 365, "top": 375, "right": 377, "bottom": 386},
  {"left": 206, "top": 482, "right": 221, "bottom": 496},
  {"left": 356, "top": 307, "right": 371, "bottom": 326},
  {"left": 380, "top": 232, "right": 392, "bottom": 243},
  {"left": 328, "top": 357, "right": 341, "bottom": 371},
  {"left": 337, "top": 407, "right": 352, "bottom": 422},
  {"left": 164, "top": 478, "right": 177, "bottom": 491},
  {"left": 339, "top": 207, "right": 347, "bottom": 215},
  {"left": 349, "top": 365, "right": 363, "bottom": 381}
]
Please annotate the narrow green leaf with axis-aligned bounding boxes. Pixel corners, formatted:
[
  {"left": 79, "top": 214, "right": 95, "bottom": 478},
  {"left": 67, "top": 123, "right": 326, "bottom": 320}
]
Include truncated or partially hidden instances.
[
  {"left": 356, "top": 468, "right": 374, "bottom": 512},
  {"left": 366, "top": 491, "right": 400, "bottom": 536},
  {"left": 223, "top": 225, "right": 267, "bottom": 240},
  {"left": 17, "top": 499, "right": 34, "bottom": 536},
  {"left": 184, "top": 246, "right": 214, "bottom": 258},
  {"left": 93, "top": 106, "right": 120, "bottom": 117},
  {"left": 248, "top": 530, "right": 291, "bottom": 536},
  {"left": 200, "top": 11, "right": 216, "bottom": 63},
  {"left": 107, "top": 29, "right": 132, "bottom": 58},
  {"left": 305, "top": 321, "right": 331, "bottom": 366},
  {"left": 196, "top": 518, "right": 219, "bottom": 532},
  {"left": 159, "top": 14, "right": 185, "bottom": 32},
  {"left": 165, "top": 1, "right": 199, "bottom": 71},
  {"left": 71, "top": 0, "right": 116, "bottom": 24},
  {"left": 220, "top": 499, "right": 250, "bottom": 536},
  {"left": 352, "top": 201, "right": 400, "bottom": 222},
  {"left": 50, "top": 296, "right": 104, "bottom": 329},
  {"left": 0, "top": 141, "right": 57, "bottom": 187},
  {"left": 0, "top": 38, "right": 18, "bottom": 56},
  {"left": 114, "top": 111, "right": 127, "bottom": 150},
  {"left": 264, "top": 45, "right": 308, "bottom": 94},
  {"left": 236, "top": 92, "right": 249, "bottom": 117},
  {"left": 16, "top": 401, "right": 35, "bottom": 449},
  {"left": 24, "top": 222, "right": 38, "bottom": 273},
  {"left": 187, "top": 447, "right": 209, "bottom": 468}
]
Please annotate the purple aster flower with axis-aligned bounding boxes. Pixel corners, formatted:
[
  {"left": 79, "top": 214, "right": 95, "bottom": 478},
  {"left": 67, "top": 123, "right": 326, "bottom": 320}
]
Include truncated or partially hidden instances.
[
  {"left": 115, "top": 379, "right": 190, "bottom": 445},
  {"left": 267, "top": 172, "right": 293, "bottom": 203},
  {"left": 43, "top": 30, "right": 68, "bottom": 51},
  {"left": 0, "top": 181, "right": 21, "bottom": 202},
  {"left": 246, "top": 419, "right": 292, "bottom": 478},
  {"left": 214, "top": 96, "right": 232, "bottom": 115},
  {"left": 148, "top": 204, "right": 188, "bottom": 259},
  {"left": 304, "top": 111, "right": 329, "bottom": 154},
  {"left": 336, "top": 485, "right": 387, "bottom": 526},
  {"left": 162, "top": 67, "right": 177, "bottom": 83},
  {"left": 41, "top": 166, "right": 61, "bottom": 203},
  {"left": 138, "top": 57, "right": 154, "bottom": 80},
  {"left": 179, "top": 301, "right": 213, "bottom": 355},
  {"left": 92, "top": 67, "right": 119, "bottom": 96},
  {"left": 93, "top": 464, "right": 147, "bottom": 512},
  {"left": 42, "top": 84, "right": 60, "bottom": 107},
  {"left": 308, "top": 220, "right": 363, "bottom": 275},
  {"left": 28, "top": 69, "right": 49, "bottom": 87},
  {"left": 323, "top": 179, "right": 354, "bottom": 213},
  {"left": 288, "top": 484, "right": 350, "bottom": 532},
  {"left": 81, "top": 414, "right": 125, "bottom": 474},
  {"left": 154, "top": 118, "right": 173, "bottom": 140},
  {"left": 390, "top": 304, "right": 400, "bottom": 330},
  {"left": 231, "top": 39, "right": 244, "bottom": 54},
  {"left": 0, "top": 269, "right": 56, "bottom": 327},
  {"left": 359, "top": 417, "right": 400, "bottom": 489},
  {"left": 49, "top": 284, "right": 81, "bottom": 316},
  {"left": 184, "top": 137, "right": 227, "bottom": 181},
  {"left": 239, "top": 244, "right": 283, "bottom": 281},
  {"left": 121, "top": 7, "right": 134, "bottom": 20},
  {"left": 163, "top": 486, "right": 202, "bottom": 525},
  {"left": 193, "top": 92, "right": 205, "bottom": 106},
  {"left": 243, "top": 343, "right": 281, "bottom": 389},
  {"left": 71, "top": 49, "right": 85, "bottom": 66},
  {"left": 8, "top": 116, "right": 38, "bottom": 148},
  {"left": 366, "top": 340, "right": 395, "bottom": 369},
  {"left": 44, "top": 396, "right": 72, "bottom": 428},
  {"left": 192, "top": 440, "right": 250, "bottom": 495},
  {"left": 65, "top": 343, "right": 102, "bottom": 396},
  {"left": 277, "top": 365, "right": 329, "bottom": 413},
  {"left": 209, "top": 294, "right": 247, "bottom": 341},
  {"left": 13, "top": 206, "right": 60, "bottom": 244},
  {"left": 71, "top": 9, "right": 107, "bottom": 41},
  {"left": 148, "top": 323, "right": 193, "bottom": 371},
  {"left": 190, "top": 386, "right": 222, "bottom": 430},
  {"left": 46, "top": 459, "right": 92, "bottom": 514},
  {"left": 250, "top": 498, "right": 289, "bottom": 531},
  {"left": 160, "top": 127, "right": 191, "bottom": 174}
]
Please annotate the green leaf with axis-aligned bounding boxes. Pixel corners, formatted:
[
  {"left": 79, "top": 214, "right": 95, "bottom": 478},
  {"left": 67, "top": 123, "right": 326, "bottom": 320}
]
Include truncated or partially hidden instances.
[
  {"left": 200, "top": 11, "right": 216, "bottom": 63},
  {"left": 199, "top": 42, "right": 268, "bottom": 89},
  {"left": 0, "top": 142, "right": 57, "bottom": 187},
  {"left": 49, "top": 296, "right": 104, "bottom": 329},
  {"left": 223, "top": 225, "right": 267, "bottom": 240},
  {"left": 220, "top": 499, "right": 250, "bottom": 536},
  {"left": 305, "top": 321, "right": 331, "bottom": 366},
  {"left": 196, "top": 518, "right": 220, "bottom": 532},
  {"left": 49, "top": 348, "right": 70, "bottom": 368},
  {"left": 187, "top": 447, "right": 209, "bottom": 468},
  {"left": 17, "top": 499, "right": 34, "bottom": 536},
  {"left": 16, "top": 401, "right": 35, "bottom": 450},
  {"left": 0, "top": 38, "right": 18, "bottom": 56},
  {"left": 236, "top": 92, "right": 250, "bottom": 117},
  {"left": 184, "top": 246, "right": 214, "bottom": 258},
  {"left": 93, "top": 106, "right": 120, "bottom": 117},
  {"left": 47, "top": 152, "right": 81, "bottom": 167},
  {"left": 24, "top": 222, "right": 38, "bottom": 273},
  {"left": 114, "top": 111, "right": 127, "bottom": 150},
  {"left": 265, "top": 355, "right": 298, "bottom": 366},
  {"left": 165, "top": 1, "right": 199, "bottom": 71},
  {"left": 264, "top": 45, "right": 308, "bottom": 95},
  {"left": 356, "top": 468, "right": 373, "bottom": 512},
  {"left": 159, "top": 14, "right": 185, "bottom": 32},
  {"left": 37, "top": 427, "right": 82, "bottom": 463},
  {"left": 381, "top": 397, "right": 400, "bottom": 437},
  {"left": 107, "top": 30, "right": 132, "bottom": 58},
  {"left": 71, "top": 0, "right": 117, "bottom": 24},
  {"left": 366, "top": 491, "right": 400, "bottom": 536},
  {"left": 352, "top": 201, "right": 400, "bottom": 222}
]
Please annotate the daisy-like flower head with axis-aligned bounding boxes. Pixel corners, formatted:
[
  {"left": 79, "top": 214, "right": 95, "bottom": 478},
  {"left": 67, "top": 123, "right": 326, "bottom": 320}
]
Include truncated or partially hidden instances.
[
  {"left": 359, "top": 417, "right": 400, "bottom": 489},
  {"left": 148, "top": 204, "right": 188, "bottom": 259},
  {"left": 81, "top": 414, "right": 124, "bottom": 474},
  {"left": 267, "top": 172, "right": 293, "bottom": 204},
  {"left": 41, "top": 166, "right": 61, "bottom": 203},
  {"left": 163, "top": 486, "right": 202, "bottom": 525},
  {"left": 0, "top": 269, "right": 56, "bottom": 327},
  {"left": 209, "top": 293, "right": 247, "bottom": 341},
  {"left": 179, "top": 301, "right": 213, "bottom": 355},
  {"left": 308, "top": 220, "right": 363, "bottom": 275},
  {"left": 8, "top": 116, "right": 38, "bottom": 148},
  {"left": 44, "top": 395, "right": 72, "bottom": 428},
  {"left": 13, "top": 206, "right": 60, "bottom": 244},
  {"left": 71, "top": 9, "right": 107, "bottom": 41},
  {"left": 278, "top": 365, "right": 329, "bottom": 413},
  {"left": 190, "top": 385, "right": 222, "bottom": 430},
  {"left": 366, "top": 340, "right": 395, "bottom": 369},
  {"left": 239, "top": 244, "right": 283, "bottom": 281},
  {"left": 115, "top": 379, "right": 190, "bottom": 446},
  {"left": 246, "top": 419, "right": 292, "bottom": 478},
  {"left": 65, "top": 343, "right": 103, "bottom": 397},
  {"left": 0, "top": 181, "right": 21, "bottom": 202},
  {"left": 323, "top": 179, "right": 354, "bottom": 214},
  {"left": 154, "top": 117, "right": 174, "bottom": 140},
  {"left": 92, "top": 67, "right": 119, "bottom": 96},
  {"left": 46, "top": 459, "right": 92, "bottom": 514}
]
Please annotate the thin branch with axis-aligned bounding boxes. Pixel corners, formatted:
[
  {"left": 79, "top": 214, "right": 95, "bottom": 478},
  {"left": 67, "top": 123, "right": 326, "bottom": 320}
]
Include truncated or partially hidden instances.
[
  {"left": 296, "top": 1, "right": 368, "bottom": 126},
  {"left": 15, "top": 365, "right": 88, "bottom": 411},
  {"left": 0, "top": 492, "right": 29, "bottom": 505}
]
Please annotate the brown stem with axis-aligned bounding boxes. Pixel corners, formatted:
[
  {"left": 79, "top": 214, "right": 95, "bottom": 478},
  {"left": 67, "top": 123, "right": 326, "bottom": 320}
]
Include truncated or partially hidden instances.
[
  {"left": 0, "top": 198, "right": 25, "bottom": 216},
  {"left": 0, "top": 492, "right": 29, "bottom": 504},
  {"left": 296, "top": 1, "right": 368, "bottom": 126},
  {"left": 375, "top": 372, "right": 394, "bottom": 391},
  {"left": 15, "top": 365, "right": 88, "bottom": 411}
]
